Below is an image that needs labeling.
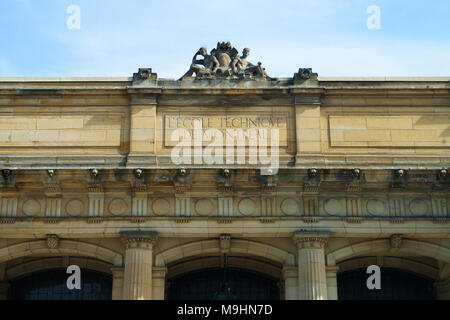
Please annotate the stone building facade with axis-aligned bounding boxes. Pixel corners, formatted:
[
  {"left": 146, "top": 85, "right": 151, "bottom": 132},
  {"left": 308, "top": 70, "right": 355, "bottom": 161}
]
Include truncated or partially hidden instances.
[{"left": 0, "top": 45, "right": 449, "bottom": 300}]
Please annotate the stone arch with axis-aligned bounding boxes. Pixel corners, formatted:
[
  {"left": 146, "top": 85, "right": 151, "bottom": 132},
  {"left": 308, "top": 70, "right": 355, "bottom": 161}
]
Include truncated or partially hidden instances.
[
  {"left": 0, "top": 240, "right": 123, "bottom": 266},
  {"left": 155, "top": 239, "right": 295, "bottom": 268},
  {"left": 337, "top": 256, "right": 439, "bottom": 279},
  {"left": 168, "top": 256, "right": 282, "bottom": 279},
  {"left": 326, "top": 239, "right": 450, "bottom": 267},
  {"left": 6, "top": 257, "right": 113, "bottom": 280}
]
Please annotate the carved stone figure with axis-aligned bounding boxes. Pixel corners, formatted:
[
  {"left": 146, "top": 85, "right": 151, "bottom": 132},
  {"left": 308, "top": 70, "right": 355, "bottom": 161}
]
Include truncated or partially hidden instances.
[
  {"left": 180, "top": 47, "right": 219, "bottom": 79},
  {"left": 180, "top": 42, "right": 270, "bottom": 80},
  {"left": 232, "top": 48, "right": 269, "bottom": 79}
]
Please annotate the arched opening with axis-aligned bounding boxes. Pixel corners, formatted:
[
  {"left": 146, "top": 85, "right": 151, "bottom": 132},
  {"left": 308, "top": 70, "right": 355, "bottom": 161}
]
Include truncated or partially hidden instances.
[
  {"left": 337, "top": 267, "right": 435, "bottom": 300},
  {"left": 10, "top": 268, "right": 112, "bottom": 300},
  {"left": 167, "top": 267, "right": 280, "bottom": 300}
]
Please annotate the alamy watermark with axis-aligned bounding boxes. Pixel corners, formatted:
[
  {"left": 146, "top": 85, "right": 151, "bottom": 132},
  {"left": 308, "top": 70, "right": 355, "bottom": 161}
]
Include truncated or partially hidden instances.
[
  {"left": 66, "top": 265, "right": 81, "bottom": 290},
  {"left": 66, "top": 5, "right": 81, "bottom": 30},
  {"left": 169, "top": 119, "right": 280, "bottom": 175},
  {"left": 366, "top": 4, "right": 381, "bottom": 30},
  {"left": 366, "top": 265, "right": 381, "bottom": 290}
]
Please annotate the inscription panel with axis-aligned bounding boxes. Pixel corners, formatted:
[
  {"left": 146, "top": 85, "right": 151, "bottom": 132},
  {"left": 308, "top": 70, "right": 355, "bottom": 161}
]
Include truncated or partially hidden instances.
[{"left": 158, "top": 107, "right": 295, "bottom": 151}]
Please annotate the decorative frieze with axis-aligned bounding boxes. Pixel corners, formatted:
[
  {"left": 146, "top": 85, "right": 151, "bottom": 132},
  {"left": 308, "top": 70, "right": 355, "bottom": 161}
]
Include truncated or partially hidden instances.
[
  {"left": 432, "top": 197, "right": 447, "bottom": 218},
  {"left": 346, "top": 197, "right": 361, "bottom": 217},
  {"left": 45, "top": 198, "right": 62, "bottom": 217},
  {"left": 0, "top": 198, "right": 17, "bottom": 217},
  {"left": 0, "top": 180, "right": 447, "bottom": 221},
  {"left": 175, "top": 196, "right": 191, "bottom": 216},
  {"left": 218, "top": 197, "right": 233, "bottom": 217},
  {"left": 217, "top": 217, "right": 233, "bottom": 224},
  {"left": 261, "top": 196, "right": 276, "bottom": 217},
  {"left": 389, "top": 197, "right": 405, "bottom": 218},
  {"left": 88, "top": 183, "right": 104, "bottom": 217},
  {"left": 132, "top": 196, "right": 148, "bottom": 216},
  {"left": 173, "top": 218, "right": 191, "bottom": 224},
  {"left": 303, "top": 197, "right": 318, "bottom": 217}
]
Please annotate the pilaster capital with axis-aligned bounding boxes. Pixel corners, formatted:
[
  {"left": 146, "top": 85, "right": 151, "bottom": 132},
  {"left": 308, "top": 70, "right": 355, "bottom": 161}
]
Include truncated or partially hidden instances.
[
  {"left": 325, "top": 266, "right": 340, "bottom": 276},
  {"left": 110, "top": 267, "right": 124, "bottom": 278},
  {"left": 120, "top": 230, "right": 158, "bottom": 249},
  {"left": 293, "top": 231, "right": 330, "bottom": 249},
  {"left": 153, "top": 267, "right": 168, "bottom": 279},
  {"left": 282, "top": 266, "right": 298, "bottom": 279},
  {"left": 434, "top": 277, "right": 450, "bottom": 291}
]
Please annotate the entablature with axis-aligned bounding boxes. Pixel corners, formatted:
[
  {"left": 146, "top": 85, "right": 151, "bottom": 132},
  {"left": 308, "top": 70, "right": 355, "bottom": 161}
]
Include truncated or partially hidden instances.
[{"left": 0, "top": 169, "right": 448, "bottom": 224}]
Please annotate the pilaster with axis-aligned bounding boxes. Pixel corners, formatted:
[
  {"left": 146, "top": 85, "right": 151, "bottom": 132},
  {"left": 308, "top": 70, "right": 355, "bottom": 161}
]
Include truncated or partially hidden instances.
[
  {"left": 326, "top": 266, "right": 339, "bottom": 300},
  {"left": 294, "top": 95, "right": 322, "bottom": 160},
  {"left": 111, "top": 267, "right": 124, "bottom": 300},
  {"left": 152, "top": 267, "right": 167, "bottom": 300},
  {"left": 127, "top": 93, "right": 159, "bottom": 167},
  {"left": 282, "top": 265, "right": 298, "bottom": 300}
]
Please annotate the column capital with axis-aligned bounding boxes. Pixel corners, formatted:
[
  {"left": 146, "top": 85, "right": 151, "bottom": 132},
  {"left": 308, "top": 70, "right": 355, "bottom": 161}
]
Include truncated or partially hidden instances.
[
  {"left": 120, "top": 230, "right": 158, "bottom": 249},
  {"left": 293, "top": 231, "right": 330, "bottom": 249}
]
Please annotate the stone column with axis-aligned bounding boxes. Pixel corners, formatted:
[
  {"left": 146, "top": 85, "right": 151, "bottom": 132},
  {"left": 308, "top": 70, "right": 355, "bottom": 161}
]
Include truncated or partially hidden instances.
[
  {"left": 293, "top": 231, "right": 329, "bottom": 300},
  {"left": 111, "top": 267, "right": 124, "bottom": 300},
  {"left": 152, "top": 267, "right": 167, "bottom": 300},
  {"left": 282, "top": 266, "right": 298, "bottom": 300},
  {"left": 326, "top": 266, "right": 339, "bottom": 300},
  {"left": 120, "top": 230, "right": 158, "bottom": 300}
]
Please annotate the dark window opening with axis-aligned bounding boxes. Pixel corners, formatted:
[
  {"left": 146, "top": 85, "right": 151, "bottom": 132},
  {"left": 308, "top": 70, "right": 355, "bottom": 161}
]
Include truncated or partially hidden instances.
[
  {"left": 167, "top": 268, "right": 280, "bottom": 300},
  {"left": 337, "top": 267, "right": 435, "bottom": 300},
  {"left": 10, "top": 268, "right": 112, "bottom": 300}
]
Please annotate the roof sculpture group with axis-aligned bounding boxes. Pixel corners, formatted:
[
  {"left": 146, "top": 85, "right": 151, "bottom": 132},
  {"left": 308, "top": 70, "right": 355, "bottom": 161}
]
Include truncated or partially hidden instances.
[
  {"left": 180, "top": 41, "right": 271, "bottom": 80},
  {"left": 132, "top": 41, "right": 318, "bottom": 84}
]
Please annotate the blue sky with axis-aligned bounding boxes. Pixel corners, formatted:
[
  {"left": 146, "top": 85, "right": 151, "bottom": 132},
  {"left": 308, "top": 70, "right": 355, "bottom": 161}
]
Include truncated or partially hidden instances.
[{"left": 0, "top": 0, "right": 449, "bottom": 78}]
